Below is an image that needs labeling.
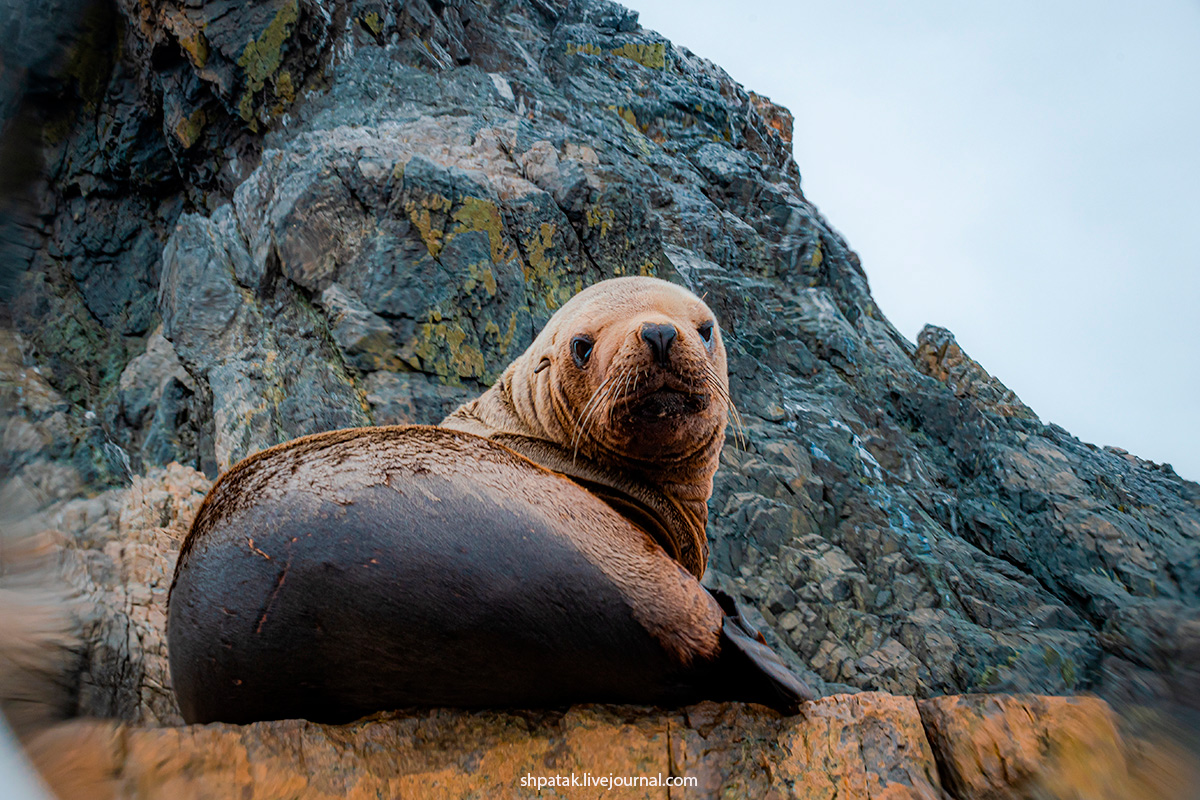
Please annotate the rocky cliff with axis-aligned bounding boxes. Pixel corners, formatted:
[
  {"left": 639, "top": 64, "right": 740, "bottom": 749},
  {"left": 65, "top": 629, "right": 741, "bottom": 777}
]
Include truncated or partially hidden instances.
[{"left": 1, "top": 0, "right": 1198, "bottom": 796}]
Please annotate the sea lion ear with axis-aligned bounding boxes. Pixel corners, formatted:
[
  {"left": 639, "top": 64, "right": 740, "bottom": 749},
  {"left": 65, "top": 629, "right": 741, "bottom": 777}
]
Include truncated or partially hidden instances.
[{"left": 533, "top": 356, "right": 551, "bottom": 374}]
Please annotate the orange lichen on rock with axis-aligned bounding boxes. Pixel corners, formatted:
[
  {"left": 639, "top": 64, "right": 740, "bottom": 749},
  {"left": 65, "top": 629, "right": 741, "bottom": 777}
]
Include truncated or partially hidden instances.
[{"left": 749, "top": 91, "right": 795, "bottom": 145}]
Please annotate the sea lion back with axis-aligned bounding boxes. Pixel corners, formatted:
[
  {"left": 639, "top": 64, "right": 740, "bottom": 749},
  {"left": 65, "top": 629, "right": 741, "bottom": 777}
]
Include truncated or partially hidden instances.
[{"left": 167, "top": 426, "right": 722, "bottom": 724}]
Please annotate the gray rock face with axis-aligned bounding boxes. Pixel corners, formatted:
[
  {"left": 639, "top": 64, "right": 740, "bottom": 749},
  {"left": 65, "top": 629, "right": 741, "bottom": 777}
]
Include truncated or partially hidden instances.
[{"left": 1, "top": 0, "right": 1197, "bottom": 725}]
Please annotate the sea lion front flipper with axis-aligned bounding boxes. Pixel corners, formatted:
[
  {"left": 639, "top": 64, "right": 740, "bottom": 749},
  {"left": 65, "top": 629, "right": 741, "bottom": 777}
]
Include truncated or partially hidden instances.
[{"left": 709, "top": 589, "right": 817, "bottom": 712}]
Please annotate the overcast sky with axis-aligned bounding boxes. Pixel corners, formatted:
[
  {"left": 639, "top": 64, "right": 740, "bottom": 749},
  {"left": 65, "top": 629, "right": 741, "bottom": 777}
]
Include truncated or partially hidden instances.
[{"left": 631, "top": 0, "right": 1200, "bottom": 481}]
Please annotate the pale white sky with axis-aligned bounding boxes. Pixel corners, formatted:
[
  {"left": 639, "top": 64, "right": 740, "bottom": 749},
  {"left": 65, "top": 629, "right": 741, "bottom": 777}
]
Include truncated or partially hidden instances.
[{"left": 632, "top": 0, "right": 1200, "bottom": 481}]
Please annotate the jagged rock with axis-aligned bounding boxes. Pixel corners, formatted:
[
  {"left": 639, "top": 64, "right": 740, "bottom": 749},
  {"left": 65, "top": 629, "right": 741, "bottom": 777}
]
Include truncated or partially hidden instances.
[
  {"left": 3, "top": 0, "right": 1200, "bottom": 794},
  {"left": 9, "top": 0, "right": 1200, "bottom": 704},
  {"left": 115, "top": 327, "right": 202, "bottom": 471},
  {"left": 317, "top": 284, "right": 404, "bottom": 373},
  {"left": 913, "top": 325, "right": 1035, "bottom": 419},
  {"left": 749, "top": 91, "right": 795, "bottom": 145}
]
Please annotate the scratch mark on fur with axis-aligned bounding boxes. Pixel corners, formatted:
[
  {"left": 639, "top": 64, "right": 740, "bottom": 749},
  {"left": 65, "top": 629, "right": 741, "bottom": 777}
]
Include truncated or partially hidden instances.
[{"left": 255, "top": 538, "right": 296, "bottom": 633}]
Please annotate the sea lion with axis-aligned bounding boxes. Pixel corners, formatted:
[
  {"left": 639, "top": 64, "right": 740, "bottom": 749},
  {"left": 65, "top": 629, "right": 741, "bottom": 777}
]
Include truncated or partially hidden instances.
[
  {"left": 442, "top": 276, "right": 725, "bottom": 579},
  {"left": 168, "top": 277, "right": 813, "bottom": 725}
]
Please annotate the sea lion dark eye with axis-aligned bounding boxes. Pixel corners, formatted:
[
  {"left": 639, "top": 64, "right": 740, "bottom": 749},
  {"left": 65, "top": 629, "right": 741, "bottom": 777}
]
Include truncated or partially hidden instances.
[
  {"left": 697, "top": 321, "right": 714, "bottom": 345},
  {"left": 571, "top": 335, "right": 594, "bottom": 367}
]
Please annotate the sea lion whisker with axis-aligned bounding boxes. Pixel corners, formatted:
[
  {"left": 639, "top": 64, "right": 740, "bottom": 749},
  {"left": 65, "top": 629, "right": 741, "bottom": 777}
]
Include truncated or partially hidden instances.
[
  {"left": 571, "top": 373, "right": 618, "bottom": 462},
  {"left": 614, "top": 367, "right": 631, "bottom": 405},
  {"left": 702, "top": 363, "right": 745, "bottom": 450},
  {"left": 614, "top": 369, "right": 634, "bottom": 414},
  {"left": 703, "top": 362, "right": 732, "bottom": 408},
  {"left": 700, "top": 371, "right": 727, "bottom": 416},
  {"left": 728, "top": 398, "right": 747, "bottom": 451},
  {"left": 729, "top": 404, "right": 747, "bottom": 451},
  {"left": 723, "top": 389, "right": 747, "bottom": 452},
  {"left": 587, "top": 367, "right": 630, "bottom": 444},
  {"left": 700, "top": 363, "right": 726, "bottom": 404},
  {"left": 578, "top": 371, "right": 628, "bottom": 460},
  {"left": 572, "top": 368, "right": 630, "bottom": 463},
  {"left": 569, "top": 385, "right": 602, "bottom": 459}
]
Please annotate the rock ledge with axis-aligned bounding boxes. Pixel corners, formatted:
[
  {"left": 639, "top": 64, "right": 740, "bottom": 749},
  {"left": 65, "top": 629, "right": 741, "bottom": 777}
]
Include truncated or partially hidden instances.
[{"left": 29, "top": 692, "right": 1181, "bottom": 800}]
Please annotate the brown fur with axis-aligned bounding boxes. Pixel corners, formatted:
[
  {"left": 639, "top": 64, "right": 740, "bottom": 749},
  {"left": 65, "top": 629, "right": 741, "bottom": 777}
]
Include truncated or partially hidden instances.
[
  {"left": 171, "top": 425, "right": 723, "bottom": 665},
  {"left": 443, "top": 277, "right": 729, "bottom": 578}
]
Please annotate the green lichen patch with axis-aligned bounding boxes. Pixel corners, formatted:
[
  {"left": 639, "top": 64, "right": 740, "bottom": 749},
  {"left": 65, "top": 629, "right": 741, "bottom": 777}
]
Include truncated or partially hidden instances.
[
  {"left": 566, "top": 41, "right": 667, "bottom": 70},
  {"left": 607, "top": 253, "right": 653, "bottom": 279},
  {"left": 24, "top": 282, "right": 124, "bottom": 409},
  {"left": 1060, "top": 657, "right": 1077, "bottom": 688},
  {"left": 585, "top": 205, "right": 615, "bottom": 238},
  {"left": 237, "top": 91, "right": 257, "bottom": 126},
  {"left": 613, "top": 105, "right": 638, "bottom": 129},
  {"left": 179, "top": 30, "right": 209, "bottom": 69},
  {"left": 450, "top": 197, "right": 509, "bottom": 264},
  {"left": 401, "top": 188, "right": 512, "bottom": 265},
  {"left": 390, "top": 178, "right": 533, "bottom": 384},
  {"left": 404, "top": 193, "right": 454, "bottom": 258},
  {"left": 463, "top": 263, "right": 498, "bottom": 297},
  {"left": 274, "top": 71, "right": 296, "bottom": 104},
  {"left": 975, "top": 665, "right": 1001, "bottom": 689},
  {"left": 239, "top": 0, "right": 300, "bottom": 88},
  {"left": 166, "top": 10, "right": 210, "bottom": 69},
  {"left": 409, "top": 311, "right": 487, "bottom": 384},
  {"left": 519, "top": 222, "right": 579, "bottom": 312},
  {"left": 491, "top": 311, "right": 521, "bottom": 356},
  {"left": 174, "top": 107, "right": 208, "bottom": 149},
  {"left": 1041, "top": 646, "right": 1078, "bottom": 688},
  {"left": 236, "top": 0, "right": 301, "bottom": 122},
  {"left": 565, "top": 42, "right": 604, "bottom": 58},
  {"left": 610, "top": 41, "right": 666, "bottom": 70}
]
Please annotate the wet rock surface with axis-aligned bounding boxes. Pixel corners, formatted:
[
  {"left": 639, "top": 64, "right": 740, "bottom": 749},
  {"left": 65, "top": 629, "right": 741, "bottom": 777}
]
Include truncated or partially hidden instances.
[{"left": 1, "top": 0, "right": 1199, "bottom": 795}]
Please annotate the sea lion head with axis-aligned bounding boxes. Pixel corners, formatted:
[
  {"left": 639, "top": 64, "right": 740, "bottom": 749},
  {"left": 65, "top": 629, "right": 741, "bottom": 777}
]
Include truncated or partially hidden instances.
[
  {"left": 535, "top": 277, "right": 728, "bottom": 467},
  {"left": 444, "top": 276, "right": 730, "bottom": 577}
]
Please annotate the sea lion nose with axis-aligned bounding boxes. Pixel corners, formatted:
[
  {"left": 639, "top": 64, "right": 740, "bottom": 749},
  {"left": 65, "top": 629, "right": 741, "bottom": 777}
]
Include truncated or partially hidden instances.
[{"left": 640, "top": 322, "right": 677, "bottom": 365}]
